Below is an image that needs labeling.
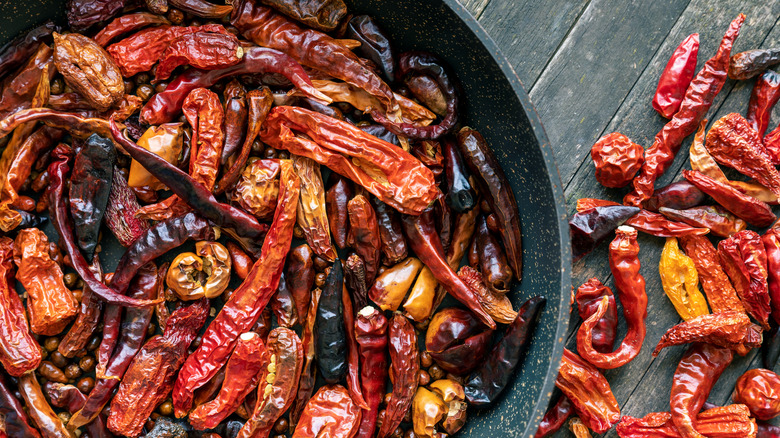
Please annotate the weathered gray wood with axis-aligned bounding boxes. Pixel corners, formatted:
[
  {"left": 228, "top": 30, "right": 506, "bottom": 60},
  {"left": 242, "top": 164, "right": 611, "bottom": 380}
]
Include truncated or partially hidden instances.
[{"left": 460, "top": 0, "right": 491, "bottom": 18}]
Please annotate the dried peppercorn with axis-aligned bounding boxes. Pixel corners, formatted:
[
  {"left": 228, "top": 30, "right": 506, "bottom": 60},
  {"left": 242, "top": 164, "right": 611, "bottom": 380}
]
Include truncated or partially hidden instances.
[
  {"left": 0, "top": 237, "right": 40, "bottom": 376},
  {"left": 679, "top": 234, "right": 744, "bottom": 315},
  {"left": 616, "top": 404, "right": 757, "bottom": 437},
  {"left": 354, "top": 306, "right": 389, "bottom": 438},
  {"left": 575, "top": 278, "right": 618, "bottom": 354},
  {"left": 733, "top": 369, "right": 780, "bottom": 421},
  {"left": 625, "top": 15, "right": 744, "bottom": 206},
  {"left": 653, "top": 311, "right": 762, "bottom": 356},
  {"left": 683, "top": 170, "right": 776, "bottom": 227},
  {"left": 718, "top": 230, "right": 771, "bottom": 328},
  {"left": 659, "top": 237, "right": 709, "bottom": 321},
  {"left": 590, "top": 132, "right": 645, "bottom": 187},
  {"left": 762, "top": 228, "right": 780, "bottom": 325},
  {"left": 555, "top": 349, "right": 620, "bottom": 434},
  {"left": 729, "top": 48, "right": 780, "bottom": 80},
  {"left": 747, "top": 70, "right": 780, "bottom": 138},
  {"left": 316, "top": 260, "right": 348, "bottom": 383},
  {"left": 577, "top": 226, "right": 647, "bottom": 369},
  {"left": 643, "top": 180, "right": 707, "bottom": 212},
  {"left": 534, "top": 395, "right": 574, "bottom": 438},
  {"left": 292, "top": 385, "right": 360, "bottom": 438},
  {"left": 653, "top": 33, "right": 699, "bottom": 118},
  {"left": 154, "top": 31, "right": 244, "bottom": 82},
  {"left": 660, "top": 206, "right": 746, "bottom": 238}
]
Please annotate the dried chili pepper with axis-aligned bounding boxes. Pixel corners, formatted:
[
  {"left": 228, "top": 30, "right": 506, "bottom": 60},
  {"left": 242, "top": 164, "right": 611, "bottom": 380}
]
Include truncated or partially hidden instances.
[
  {"left": 93, "top": 12, "right": 170, "bottom": 46},
  {"left": 730, "top": 48, "right": 780, "bottom": 80},
  {"left": 293, "top": 154, "right": 336, "bottom": 261},
  {"left": 660, "top": 206, "right": 746, "bottom": 238},
  {"left": 292, "top": 385, "right": 360, "bottom": 438},
  {"left": 376, "top": 313, "right": 419, "bottom": 438},
  {"left": 369, "top": 257, "right": 423, "bottom": 311},
  {"left": 0, "top": 237, "right": 40, "bottom": 376},
  {"left": 345, "top": 253, "right": 369, "bottom": 312},
  {"left": 654, "top": 33, "right": 699, "bottom": 118},
  {"left": 679, "top": 234, "right": 744, "bottom": 315},
  {"left": 0, "top": 108, "right": 115, "bottom": 140},
  {"left": 569, "top": 205, "right": 640, "bottom": 261},
  {"left": 172, "top": 161, "right": 299, "bottom": 416},
  {"left": 590, "top": 132, "right": 645, "bottom": 188},
  {"left": 231, "top": 0, "right": 397, "bottom": 115},
  {"left": 475, "top": 214, "right": 513, "bottom": 293},
  {"left": 625, "top": 15, "right": 745, "bottom": 206},
  {"left": 127, "top": 123, "right": 184, "bottom": 190},
  {"left": 327, "top": 173, "right": 352, "bottom": 249},
  {"left": 66, "top": 0, "right": 128, "bottom": 31},
  {"left": 155, "top": 31, "right": 243, "bottom": 82},
  {"left": 653, "top": 311, "right": 762, "bottom": 356},
  {"left": 220, "top": 80, "right": 247, "bottom": 166},
  {"left": 660, "top": 237, "right": 709, "bottom": 320},
  {"left": 316, "top": 260, "right": 348, "bottom": 383},
  {"left": 733, "top": 369, "right": 780, "bottom": 420},
  {"left": 442, "top": 138, "right": 476, "bottom": 212},
  {"left": 577, "top": 225, "right": 647, "bottom": 369},
  {"left": 747, "top": 70, "right": 780, "bottom": 137},
  {"left": 69, "top": 134, "right": 116, "bottom": 262},
  {"left": 554, "top": 348, "right": 620, "bottom": 434},
  {"left": 58, "top": 256, "right": 102, "bottom": 358},
  {"left": 232, "top": 158, "right": 280, "bottom": 221},
  {"left": 108, "top": 298, "right": 209, "bottom": 436},
  {"left": 19, "top": 373, "right": 74, "bottom": 438},
  {"left": 683, "top": 170, "right": 776, "bottom": 227},
  {"left": 166, "top": 241, "right": 231, "bottom": 300},
  {"left": 763, "top": 228, "right": 780, "bottom": 325},
  {"left": 237, "top": 327, "right": 304, "bottom": 438},
  {"left": 354, "top": 306, "right": 389, "bottom": 438},
  {"left": 262, "top": 0, "right": 346, "bottom": 32},
  {"left": 644, "top": 181, "right": 707, "bottom": 212},
  {"left": 670, "top": 343, "right": 734, "bottom": 438},
  {"left": 402, "top": 207, "right": 496, "bottom": 328},
  {"left": 45, "top": 382, "right": 109, "bottom": 438},
  {"left": 13, "top": 228, "right": 79, "bottom": 336},
  {"left": 458, "top": 266, "right": 517, "bottom": 324},
  {"left": 338, "top": 287, "right": 368, "bottom": 413},
  {"left": 464, "top": 295, "right": 544, "bottom": 405},
  {"left": 0, "top": 43, "right": 53, "bottom": 121},
  {"left": 142, "top": 46, "right": 328, "bottom": 125},
  {"left": 576, "top": 278, "right": 617, "bottom": 354},
  {"left": 345, "top": 14, "right": 395, "bottom": 82},
  {"left": 625, "top": 209, "right": 709, "bottom": 237},
  {"left": 286, "top": 243, "right": 315, "bottom": 325},
  {"left": 718, "top": 230, "right": 771, "bottom": 328},
  {"left": 425, "top": 307, "right": 492, "bottom": 375},
  {"left": 0, "top": 370, "right": 40, "bottom": 437},
  {"left": 348, "top": 194, "right": 382, "bottom": 284},
  {"left": 168, "top": 0, "right": 232, "bottom": 18},
  {"left": 290, "top": 287, "right": 322, "bottom": 425},
  {"left": 227, "top": 242, "right": 252, "bottom": 282},
  {"left": 261, "top": 106, "right": 439, "bottom": 215},
  {"left": 535, "top": 395, "right": 574, "bottom": 438},
  {"left": 0, "top": 21, "right": 57, "bottom": 80},
  {"left": 370, "top": 196, "right": 408, "bottom": 265},
  {"left": 616, "top": 405, "right": 757, "bottom": 438},
  {"left": 271, "top": 274, "right": 298, "bottom": 327},
  {"left": 411, "top": 386, "right": 447, "bottom": 438}
]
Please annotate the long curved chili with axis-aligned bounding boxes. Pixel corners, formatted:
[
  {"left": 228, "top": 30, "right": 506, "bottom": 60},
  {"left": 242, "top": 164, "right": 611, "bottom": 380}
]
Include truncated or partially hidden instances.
[
  {"left": 354, "top": 306, "right": 389, "bottom": 438},
  {"left": 316, "top": 260, "right": 348, "bottom": 384},
  {"left": 653, "top": 33, "right": 699, "bottom": 119},
  {"left": 378, "top": 313, "right": 420, "bottom": 438},
  {"left": 341, "top": 285, "right": 369, "bottom": 410}
]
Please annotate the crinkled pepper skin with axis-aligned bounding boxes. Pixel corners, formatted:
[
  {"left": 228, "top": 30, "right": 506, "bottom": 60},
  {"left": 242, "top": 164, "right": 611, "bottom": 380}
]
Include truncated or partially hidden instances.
[
  {"left": 316, "top": 259, "right": 348, "bottom": 384},
  {"left": 0, "top": 236, "right": 40, "bottom": 376},
  {"left": 624, "top": 209, "right": 709, "bottom": 238},
  {"left": 679, "top": 234, "right": 744, "bottom": 314},
  {"left": 730, "top": 48, "right": 780, "bottom": 80},
  {"left": 289, "top": 287, "right": 322, "bottom": 425},
  {"left": 762, "top": 228, "right": 780, "bottom": 326},
  {"left": 534, "top": 395, "right": 574, "bottom": 438},
  {"left": 653, "top": 33, "right": 699, "bottom": 118},
  {"left": 643, "top": 181, "right": 706, "bottom": 213},
  {"left": 576, "top": 278, "right": 618, "bottom": 354},
  {"left": 718, "top": 230, "right": 772, "bottom": 329},
  {"left": 291, "top": 385, "right": 361, "bottom": 438},
  {"left": 590, "top": 132, "right": 645, "bottom": 187},
  {"left": 354, "top": 306, "right": 389, "bottom": 438},
  {"left": 425, "top": 307, "right": 492, "bottom": 376},
  {"left": 378, "top": 313, "right": 419, "bottom": 438},
  {"left": 345, "top": 14, "right": 395, "bottom": 81},
  {"left": 262, "top": 0, "right": 347, "bottom": 32},
  {"left": 293, "top": 154, "right": 336, "bottom": 262},
  {"left": 683, "top": 170, "right": 776, "bottom": 228},
  {"left": 616, "top": 404, "right": 757, "bottom": 438},
  {"left": 659, "top": 237, "right": 709, "bottom": 321},
  {"left": 555, "top": 348, "right": 620, "bottom": 434},
  {"left": 569, "top": 205, "right": 640, "bottom": 261},
  {"left": 154, "top": 31, "right": 243, "bottom": 82},
  {"left": 733, "top": 369, "right": 780, "bottom": 421},
  {"left": 659, "top": 206, "right": 746, "bottom": 238},
  {"left": 652, "top": 311, "right": 762, "bottom": 356},
  {"left": 747, "top": 70, "right": 780, "bottom": 139}
]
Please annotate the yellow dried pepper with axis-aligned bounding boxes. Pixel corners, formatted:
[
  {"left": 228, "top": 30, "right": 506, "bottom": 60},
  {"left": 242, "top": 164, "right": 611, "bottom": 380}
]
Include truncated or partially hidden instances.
[{"left": 659, "top": 237, "right": 709, "bottom": 320}]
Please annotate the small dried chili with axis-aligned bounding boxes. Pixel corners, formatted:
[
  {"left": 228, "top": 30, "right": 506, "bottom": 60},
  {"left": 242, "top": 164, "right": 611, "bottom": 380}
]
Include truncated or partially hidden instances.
[
  {"left": 659, "top": 237, "right": 709, "bottom": 321},
  {"left": 354, "top": 306, "right": 389, "bottom": 438},
  {"left": 271, "top": 274, "right": 298, "bottom": 327},
  {"left": 155, "top": 31, "right": 243, "bottom": 82},
  {"left": 535, "top": 395, "right": 574, "bottom": 438},
  {"left": 263, "top": 0, "right": 346, "bottom": 32},
  {"left": 458, "top": 266, "right": 517, "bottom": 324},
  {"left": 683, "top": 170, "right": 776, "bottom": 227},
  {"left": 0, "top": 43, "right": 53, "bottom": 121},
  {"left": 425, "top": 307, "right": 492, "bottom": 376},
  {"left": 679, "top": 234, "right": 744, "bottom": 315},
  {"left": 747, "top": 70, "right": 780, "bottom": 138},
  {"left": 0, "top": 237, "right": 40, "bottom": 376},
  {"left": 94, "top": 12, "right": 171, "bottom": 46},
  {"left": 729, "top": 48, "right": 780, "bottom": 80},
  {"left": 326, "top": 173, "right": 352, "bottom": 249},
  {"left": 343, "top": 14, "right": 394, "bottom": 81},
  {"left": 286, "top": 243, "right": 315, "bottom": 326},
  {"left": 231, "top": 158, "right": 280, "bottom": 221},
  {"left": 377, "top": 313, "right": 419, "bottom": 438},
  {"left": 762, "top": 228, "right": 780, "bottom": 326},
  {"left": 718, "top": 230, "right": 771, "bottom": 328},
  {"left": 289, "top": 287, "right": 322, "bottom": 425},
  {"left": 58, "top": 256, "right": 103, "bottom": 358},
  {"left": 474, "top": 214, "right": 513, "bottom": 293},
  {"left": 166, "top": 241, "right": 231, "bottom": 300},
  {"left": 442, "top": 138, "right": 476, "bottom": 212},
  {"left": 653, "top": 33, "right": 699, "bottom": 119},
  {"left": 316, "top": 260, "right": 348, "bottom": 383},
  {"left": 625, "top": 15, "right": 744, "bottom": 206},
  {"left": 644, "top": 180, "right": 706, "bottom": 212},
  {"left": 292, "top": 384, "right": 360, "bottom": 438},
  {"left": 625, "top": 209, "right": 709, "bottom": 237},
  {"left": 660, "top": 206, "right": 746, "bottom": 238},
  {"left": 168, "top": 0, "right": 233, "bottom": 18},
  {"left": 590, "top": 132, "right": 645, "bottom": 187},
  {"left": 348, "top": 195, "right": 382, "bottom": 284},
  {"left": 293, "top": 154, "right": 336, "bottom": 261},
  {"left": 576, "top": 278, "right": 618, "bottom": 354},
  {"left": 733, "top": 369, "right": 780, "bottom": 421},
  {"left": 127, "top": 123, "right": 183, "bottom": 190},
  {"left": 653, "top": 311, "right": 762, "bottom": 356},
  {"left": 345, "top": 253, "right": 370, "bottom": 312}
]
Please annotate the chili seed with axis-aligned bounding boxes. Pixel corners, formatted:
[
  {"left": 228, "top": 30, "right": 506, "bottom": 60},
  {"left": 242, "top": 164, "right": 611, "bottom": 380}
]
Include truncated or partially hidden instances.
[
  {"left": 76, "top": 376, "right": 94, "bottom": 393},
  {"left": 64, "top": 363, "right": 82, "bottom": 380},
  {"left": 273, "top": 417, "right": 288, "bottom": 433},
  {"left": 167, "top": 8, "right": 184, "bottom": 25},
  {"left": 86, "top": 336, "right": 100, "bottom": 351},
  {"left": 79, "top": 356, "right": 96, "bottom": 372},
  {"left": 50, "top": 78, "right": 64, "bottom": 94},
  {"left": 314, "top": 272, "right": 327, "bottom": 288},
  {"left": 428, "top": 364, "right": 445, "bottom": 380},
  {"left": 418, "top": 369, "right": 431, "bottom": 386},
  {"left": 263, "top": 148, "right": 278, "bottom": 159},
  {"left": 158, "top": 400, "right": 174, "bottom": 416},
  {"left": 136, "top": 84, "right": 155, "bottom": 102},
  {"left": 49, "top": 351, "right": 68, "bottom": 368},
  {"left": 420, "top": 351, "right": 433, "bottom": 368},
  {"left": 44, "top": 337, "right": 60, "bottom": 352}
]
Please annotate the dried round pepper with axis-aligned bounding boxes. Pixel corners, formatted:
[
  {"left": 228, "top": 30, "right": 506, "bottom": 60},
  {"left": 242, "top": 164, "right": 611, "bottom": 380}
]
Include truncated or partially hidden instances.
[
  {"left": 733, "top": 368, "right": 780, "bottom": 421},
  {"left": 166, "top": 241, "right": 231, "bottom": 300},
  {"left": 590, "top": 132, "right": 644, "bottom": 188}
]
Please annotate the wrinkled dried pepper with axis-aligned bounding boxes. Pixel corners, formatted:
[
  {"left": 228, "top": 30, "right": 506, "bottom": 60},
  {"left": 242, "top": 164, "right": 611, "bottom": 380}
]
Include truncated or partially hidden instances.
[
  {"left": 326, "top": 173, "right": 352, "bottom": 249},
  {"left": 316, "top": 260, "right": 348, "bottom": 383},
  {"left": 679, "top": 234, "right": 744, "bottom": 314},
  {"left": 555, "top": 348, "right": 620, "bottom": 434},
  {"left": 354, "top": 306, "right": 388, "bottom": 438},
  {"left": 534, "top": 395, "right": 574, "bottom": 438},
  {"left": 729, "top": 48, "right": 780, "bottom": 80},
  {"left": 653, "top": 33, "right": 699, "bottom": 119},
  {"left": 569, "top": 205, "right": 640, "bottom": 261},
  {"left": 659, "top": 237, "right": 709, "bottom": 320},
  {"left": 155, "top": 31, "right": 243, "bottom": 82},
  {"left": 345, "top": 14, "right": 394, "bottom": 81},
  {"left": 377, "top": 313, "right": 419, "bottom": 438},
  {"left": 644, "top": 180, "right": 706, "bottom": 213},
  {"left": 291, "top": 384, "right": 360, "bottom": 438},
  {"left": 653, "top": 311, "right": 762, "bottom": 356},
  {"left": 0, "top": 21, "right": 57, "bottom": 80},
  {"left": 19, "top": 372, "right": 74, "bottom": 438},
  {"left": 293, "top": 154, "right": 336, "bottom": 262},
  {"left": 289, "top": 287, "right": 322, "bottom": 425},
  {"left": 616, "top": 404, "right": 757, "bottom": 438},
  {"left": 683, "top": 170, "right": 776, "bottom": 227},
  {"left": 762, "top": 228, "right": 780, "bottom": 326},
  {"left": 576, "top": 278, "right": 618, "bottom": 354},
  {"left": 58, "top": 256, "right": 103, "bottom": 358},
  {"left": 733, "top": 368, "right": 780, "bottom": 421},
  {"left": 660, "top": 206, "right": 746, "bottom": 238},
  {"left": 590, "top": 132, "right": 645, "bottom": 188},
  {"left": 0, "top": 237, "right": 40, "bottom": 376},
  {"left": 747, "top": 70, "right": 780, "bottom": 138},
  {"left": 348, "top": 195, "right": 382, "bottom": 285},
  {"left": 718, "top": 230, "right": 771, "bottom": 328}
]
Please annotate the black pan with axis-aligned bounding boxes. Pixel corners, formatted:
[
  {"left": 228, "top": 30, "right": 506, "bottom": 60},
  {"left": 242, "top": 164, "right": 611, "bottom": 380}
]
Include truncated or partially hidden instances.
[{"left": 0, "top": 0, "right": 571, "bottom": 436}]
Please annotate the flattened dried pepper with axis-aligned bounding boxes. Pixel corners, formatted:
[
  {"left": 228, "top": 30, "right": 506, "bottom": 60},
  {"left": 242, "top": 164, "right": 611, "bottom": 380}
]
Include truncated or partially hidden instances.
[
  {"left": 730, "top": 48, "right": 780, "bottom": 80},
  {"left": 19, "top": 372, "right": 74, "bottom": 438},
  {"left": 576, "top": 278, "right": 618, "bottom": 354},
  {"left": 93, "top": 12, "right": 171, "bottom": 46},
  {"left": 293, "top": 154, "right": 336, "bottom": 261},
  {"left": 316, "top": 260, "right": 348, "bottom": 384},
  {"left": 747, "top": 70, "right": 780, "bottom": 138},
  {"left": 263, "top": 0, "right": 346, "bottom": 32},
  {"left": 0, "top": 237, "right": 40, "bottom": 377},
  {"left": 354, "top": 306, "right": 389, "bottom": 438},
  {"left": 625, "top": 15, "right": 744, "bottom": 205},
  {"left": 348, "top": 195, "right": 382, "bottom": 284},
  {"left": 271, "top": 274, "right": 298, "bottom": 327},
  {"left": 679, "top": 234, "right": 744, "bottom": 315},
  {"left": 653, "top": 311, "right": 762, "bottom": 356},
  {"left": 590, "top": 132, "right": 645, "bottom": 188},
  {"left": 45, "top": 382, "right": 109, "bottom": 438},
  {"left": 535, "top": 395, "right": 574, "bottom": 438},
  {"left": 425, "top": 307, "right": 492, "bottom": 376},
  {"left": 154, "top": 31, "right": 243, "bottom": 82},
  {"left": 0, "top": 21, "right": 57, "bottom": 80},
  {"left": 555, "top": 348, "right": 620, "bottom": 434},
  {"left": 683, "top": 170, "right": 776, "bottom": 227},
  {"left": 660, "top": 206, "right": 746, "bottom": 238},
  {"left": 659, "top": 237, "right": 709, "bottom": 321},
  {"left": 569, "top": 205, "right": 640, "bottom": 262},
  {"left": 292, "top": 385, "right": 360, "bottom": 438},
  {"left": 0, "top": 370, "right": 40, "bottom": 437},
  {"left": 653, "top": 33, "right": 699, "bottom": 119},
  {"left": 616, "top": 405, "right": 757, "bottom": 438},
  {"left": 625, "top": 209, "right": 709, "bottom": 237},
  {"left": 718, "top": 230, "right": 771, "bottom": 328},
  {"left": 475, "top": 214, "right": 513, "bottom": 293}
]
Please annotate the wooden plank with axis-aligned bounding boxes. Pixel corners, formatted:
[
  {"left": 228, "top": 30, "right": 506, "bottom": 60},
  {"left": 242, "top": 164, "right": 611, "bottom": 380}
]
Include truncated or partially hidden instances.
[
  {"left": 529, "top": 0, "right": 692, "bottom": 184},
  {"left": 460, "top": 0, "right": 491, "bottom": 18},
  {"left": 474, "top": 0, "right": 590, "bottom": 87}
]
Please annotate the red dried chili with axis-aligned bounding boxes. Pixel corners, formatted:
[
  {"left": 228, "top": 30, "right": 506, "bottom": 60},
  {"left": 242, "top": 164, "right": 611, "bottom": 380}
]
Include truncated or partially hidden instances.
[
  {"left": 555, "top": 348, "right": 620, "bottom": 434},
  {"left": 354, "top": 306, "right": 389, "bottom": 438},
  {"left": 718, "top": 230, "right": 771, "bottom": 328},
  {"left": 733, "top": 369, "right": 780, "bottom": 421},
  {"left": 576, "top": 278, "right": 618, "bottom": 353},
  {"left": 659, "top": 205, "right": 746, "bottom": 238},
  {"left": 747, "top": 70, "right": 780, "bottom": 139},
  {"left": 683, "top": 170, "right": 776, "bottom": 228},
  {"left": 653, "top": 33, "right": 699, "bottom": 119},
  {"left": 535, "top": 396, "right": 574, "bottom": 438},
  {"left": 93, "top": 12, "right": 170, "bottom": 46},
  {"left": 378, "top": 313, "right": 420, "bottom": 438},
  {"left": 679, "top": 234, "right": 744, "bottom": 315},
  {"left": 653, "top": 311, "right": 762, "bottom": 356},
  {"left": 617, "top": 405, "right": 757, "bottom": 438},
  {"left": 590, "top": 132, "right": 644, "bottom": 187},
  {"left": 762, "top": 228, "right": 780, "bottom": 326},
  {"left": 289, "top": 287, "right": 322, "bottom": 425},
  {"left": 154, "top": 31, "right": 243, "bottom": 82},
  {"left": 625, "top": 209, "right": 709, "bottom": 237},
  {"left": 292, "top": 384, "right": 361, "bottom": 437},
  {"left": 0, "top": 237, "right": 40, "bottom": 377}
]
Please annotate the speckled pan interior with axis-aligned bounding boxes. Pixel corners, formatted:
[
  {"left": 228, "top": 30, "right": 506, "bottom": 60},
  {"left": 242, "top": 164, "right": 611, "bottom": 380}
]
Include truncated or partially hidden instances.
[{"left": 0, "top": 0, "right": 571, "bottom": 436}]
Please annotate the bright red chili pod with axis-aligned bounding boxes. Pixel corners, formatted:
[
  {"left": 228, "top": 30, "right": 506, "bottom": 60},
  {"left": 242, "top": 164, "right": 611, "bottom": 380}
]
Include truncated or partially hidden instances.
[{"left": 653, "top": 33, "right": 699, "bottom": 119}]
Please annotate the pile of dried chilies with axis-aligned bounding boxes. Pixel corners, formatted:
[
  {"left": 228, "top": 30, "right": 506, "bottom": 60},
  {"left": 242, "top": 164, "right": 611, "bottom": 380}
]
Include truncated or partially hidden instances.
[
  {"left": 549, "top": 11, "right": 780, "bottom": 438},
  {"left": 0, "top": 0, "right": 544, "bottom": 437}
]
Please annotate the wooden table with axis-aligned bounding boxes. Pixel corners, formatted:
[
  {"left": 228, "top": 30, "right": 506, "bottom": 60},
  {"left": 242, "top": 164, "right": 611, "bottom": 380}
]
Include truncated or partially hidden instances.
[{"left": 455, "top": 0, "right": 780, "bottom": 436}]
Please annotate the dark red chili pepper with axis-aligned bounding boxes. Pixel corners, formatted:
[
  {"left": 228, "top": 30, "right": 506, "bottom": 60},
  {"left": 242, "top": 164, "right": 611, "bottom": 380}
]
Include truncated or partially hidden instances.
[
  {"left": 46, "top": 144, "right": 161, "bottom": 308},
  {"left": 347, "top": 195, "right": 382, "bottom": 285},
  {"left": 66, "top": 0, "right": 128, "bottom": 31},
  {"left": 729, "top": 48, "right": 780, "bottom": 80},
  {"left": 344, "top": 253, "right": 369, "bottom": 312},
  {"left": 289, "top": 287, "right": 322, "bottom": 425},
  {"left": 747, "top": 70, "right": 780, "bottom": 138},
  {"left": 0, "top": 370, "right": 40, "bottom": 438},
  {"left": 69, "top": 134, "right": 116, "bottom": 262},
  {"left": 670, "top": 343, "right": 734, "bottom": 438},
  {"left": 534, "top": 395, "right": 574, "bottom": 438},
  {"left": 0, "top": 43, "right": 54, "bottom": 122},
  {"left": 653, "top": 33, "right": 699, "bottom": 119},
  {"left": 719, "top": 230, "right": 772, "bottom": 329},
  {"left": 652, "top": 311, "right": 762, "bottom": 356},
  {"left": 261, "top": 0, "right": 346, "bottom": 32},
  {"left": 569, "top": 205, "right": 640, "bottom": 261},
  {"left": 369, "top": 196, "right": 408, "bottom": 266},
  {"left": 271, "top": 274, "right": 298, "bottom": 327},
  {"left": 457, "top": 127, "right": 522, "bottom": 277},
  {"left": 625, "top": 15, "right": 744, "bottom": 206},
  {"left": 555, "top": 349, "right": 620, "bottom": 434},
  {"left": 465, "top": 296, "right": 545, "bottom": 406},
  {"left": 316, "top": 260, "right": 348, "bottom": 383},
  {"left": 286, "top": 244, "right": 315, "bottom": 325},
  {"left": 762, "top": 228, "right": 780, "bottom": 326},
  {"left": 345, "top": 14, "right": 395, "bottom": 82},
  {"left": 443, "top": 138, "right": 476, "bottom": 213},
  {"left": 0, "top": 21, "right": 57, "bottom": 80},
  {"left": 326, "top": 173, "right": 353, "bottom": 250},
  {"left": 759, "top": 420, "right": 780, "bottom": 438},
  {"left": 228, "top": 241, "right": 253, "bottom": 281},
  {"left": 354, "top": 306, "right": 389, "bottom": 438},
  {"left": 683, "top": 169, "right": 776, "bottom": 228},
  {"left": 643, "top": 180, "right": 707, "bottom": 212},
  {"left": 338, "top": 285, "right": 369, "bottom": 412},
  {"left": 220, "top": 81, "right": 247, "bottom": 166},
  {"left": 402, "top": 207, "right": 496, "bottom": 328},
  {"left": 93, "top": 12, "right": 171, "bottom": 46},
  {"left": 104, "top": 166, "right": 150, "bottom": 247},
  {"left": 58, "top": 256, "right": 103, "bottom": 358},
  {"left": 141, "top": 46, "right": 329, "bottom": 125},
  {"left": 377, "top": 313, "right": 419, "bottom": 438},
  {"left": 625, "top": 209, "right": 710, "bottom": 237},
  {"left": 45, "top": 382, "right": 109, "bottom": 438},
  {"left": 475, "top": 214, "right": 513, "bottom": 294},
  {"left": 576, "top": 278, "right": 618, "bottom": 354},
  {"left": 660, "top": 205, "right": 746, "bottom": 238},
  {"left": 168, "top": 0, "right": 233, "bottom": 18},
  {"left": 154, "top": 31, "right": 244, "bottom": 82}
]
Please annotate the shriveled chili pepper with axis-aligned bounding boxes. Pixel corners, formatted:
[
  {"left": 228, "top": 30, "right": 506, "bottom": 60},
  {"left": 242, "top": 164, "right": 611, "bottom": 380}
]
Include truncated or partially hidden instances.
[
  {"left": 292, "top": 384, "right": 360, "bottom": 438},
  {"left": 326, "top": 173, "right": 353, "bottom": 249},
  {"left": 0, "top": 107, "right": 116, "bottom": 141},
  {"left": 458, "top": 266, "right": 517, "bottom": 324},
  {"left": 108, "top": 298, "right": 209, "bottom": 436},
  {"left": 442, "top": 138, "right": 476, "bottom": 212},
  {"left": 13, "top": 228, "right": 79, "bottom": 336},
  {"left": 762, "top": 228, "right": 780, "bottom": 326},
  {"left": 66, "top": 0, "right": 129, "bottom": 31},
  {"left": 262, "top": 0, "right": 346, "bottom": 32},
  {"left": 172, "top": 161, "right": 299, "bottom": 416},
  {"left": 167, "top": 241, "right": 232, "bottom": 300},
  {"left": 746, "top": 70, "right": 780, "bottom": 138},
  {"left": 45, "top": 382, "right": 109, "bottom": 438},
  {"left": 155, "top": 262, "right": 171, "bottom": 333},
  {"left": 238, "top": 327, "right": 304, "bottom": 438},
  {"left": 370, "top": 196, "right": 408, "bottom": 266},
  {"left": 660, "top": 237, "right": 709, "bottom": 321},
  {"left": 0, "top": 370, "right": 40, "bottom": 437},
  {"left": 474, "top": 214, "right": 513, "bottom": 293},
  {"left": 683, "top": 170, "right": 776, "bottom": 227},
  {"left": 730, "top": 48, "right": 780, "bottom": 80},
  {"left": 58, "top": 256, "right": 103, "bottom": 358},
  {"left": 271, "top": 274, "right": 298, "bottom": 327},
  {"left": 316, "top": 260, "right": 348, "bottom": 383},
  {"left": 0, "top": 237, "right": 40, "bottom": 376},
  {"left": 168, "top": 0, "right": 233, "bottom": 18},
  {"left": 69, "top": 133, "right": 115, "bottom": 262},
  {"left": 0, "top": 43, "right": 53, "bottom": 121},
  {"left": 338, "top": 286, "right": 368, "bottom": 413},
  {"left": 104, "top": 168, "right": 150, "bottom": 245},
  {"left": 354, "top": 306, "right": 389, "bottom": 438},
  {"left": 660, "top": 206, "right": 746, "bottom": 238},
  {"left": 733, "top": 369, "right": 780, "bottom": 421},
  {"left": 425, "top": 307, "right": 492, "bottom": 375},
  {"left": 569, "top": 205, "right": 640, "bottom": 261},
  {"left": 261, "top": 106, "right": 439, "bottom": 215},
  {"left": 286, "top": 244, "right": 315, "bottom": 325},
  {"left": 625, "top": 209, "right": 710, "bottom": 237},
  {"left": 402, "top": 207, "right": 496, "bottom": 328},
  {"left": 376, "top": 313, "right": 419, "bottom": 438},
  {"left": 220, "top": 80, "right": 247, "bottom": 164},
  {"left": 19, "top": 373, "right": 74, "bottom": 438},
  {"left": 554, "top": 348, "right": 620, "bottom": 434},
  {"left": 411, "top": 385, "right": 447, "bottom": 438},
  {"left": 644, "top": 180, "right": 707, "bottom": 212},
  {"left": 406, "top": 74, "right": 447, "bottom": 116},
  {"left": 128, "top": 123, "right": 184, "bottom": 190},
  {"left": 111, "top": 119, "right": 269, "bottom": 243},
  {"left": 617, "top": 404, "right": 757, "bottom": 438},
  {"left": 679, "top": 234, "right": 744, "bottom": 315},
  {"left": 231, "top": 158, "right": 280, "bottom": 223},
  {"left": 68, "top": 262, "right": 159, "bottom": 429},
  {"left": 670, "top": 343, "right": 734, "bottom": 438},
  {"left": 653, "top": 33, "right": 699, "bottom": 118},
  {"left": 345, "top": 14, "right": 395, "bottom": 82},
  {"left": 155, "top": 31, "right": 243, "bottom": 82},
  {"left": 345, "top": 253, "right": 370, "bottom": 312},
  {"left": 142, "top": 46, "right": 329, "bottom": 125},
  {"left": 577, "top": 225, "right": 647, "bottom": 369},
  {"left": 93, "top": 12, "right": 170, "bottom": 46},
  {"left": 231, "top": 0, "right": 397, "bottom": 115},
  {"left": 576, "top": 278, "right": 618, "bottom": 354},
  {"left": 289, "top": 287, "right": 322, "bottom": 425},
  {"left": 0, "top": 21, "right": 57, "bottom": 80},
  {"left": 347, "top": 194, "right": 382, "bottom": 284},
  {"left": 718, "top": 230, "right": 771, "bottom": 328},
  {"left": 227, "top": 241, "right": 253, "bottom": 281},
  {"left": 369, "top": 257, "right": 424, "bottom": 311},
  {"left": 590, "top": 132, "right": 645, "bottom": 188},
  {"left": 653, "top": 311, "right": 762, "bottom": 356},
  {"left": 535, "top": 395, "right": 574, "bottom": 438},
  {"left": 625, "top": 15, "right": 744, "bottom": 206},
  {"left": 293, "top": 154, "right": 336, "bottom": 261}
]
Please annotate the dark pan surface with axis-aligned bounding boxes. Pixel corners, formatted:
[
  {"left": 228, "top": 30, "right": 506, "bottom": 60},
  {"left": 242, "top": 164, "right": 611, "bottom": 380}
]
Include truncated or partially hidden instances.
[{"left": 0, "top": 0, "right": 571, "bottom": 436}]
